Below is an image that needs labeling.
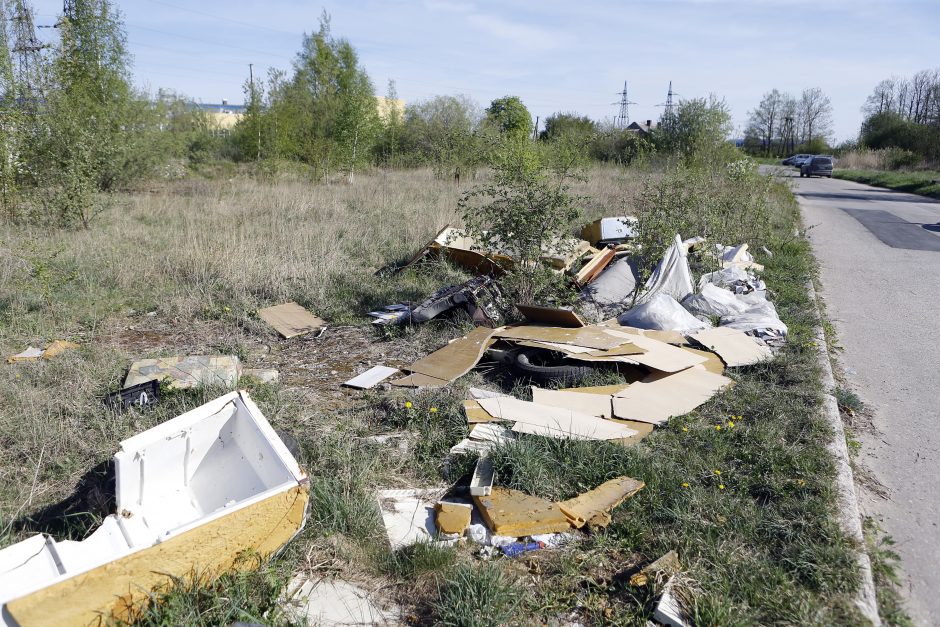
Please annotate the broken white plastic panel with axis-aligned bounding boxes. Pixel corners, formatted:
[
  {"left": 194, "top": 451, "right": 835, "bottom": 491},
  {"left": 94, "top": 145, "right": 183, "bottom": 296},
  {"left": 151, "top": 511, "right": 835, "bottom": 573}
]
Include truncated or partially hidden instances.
[{"left": 0, "top": 390, "right": 307, "bottom": 624}]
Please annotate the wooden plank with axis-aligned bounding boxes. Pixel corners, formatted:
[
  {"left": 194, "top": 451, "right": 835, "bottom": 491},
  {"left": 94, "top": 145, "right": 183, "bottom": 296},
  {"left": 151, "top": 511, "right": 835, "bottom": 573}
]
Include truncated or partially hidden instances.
[
  {"left": 257, "top": 302, "right": 325, "bottom": 338},
  {"left": 574, "top": 247, "right": 616, "bottom": 287},
  {"left": 515, "top": 304, "right": 586, "bottom": 328},
  {"left": 612, "top": 366, "right": 733, "bottom": 425}
]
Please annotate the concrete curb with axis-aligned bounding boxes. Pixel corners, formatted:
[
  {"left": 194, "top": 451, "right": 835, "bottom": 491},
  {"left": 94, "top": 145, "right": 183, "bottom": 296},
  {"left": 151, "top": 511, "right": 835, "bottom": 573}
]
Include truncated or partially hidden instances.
[{"left": 806, "top": 279, "right": 881, "bottom": 626}]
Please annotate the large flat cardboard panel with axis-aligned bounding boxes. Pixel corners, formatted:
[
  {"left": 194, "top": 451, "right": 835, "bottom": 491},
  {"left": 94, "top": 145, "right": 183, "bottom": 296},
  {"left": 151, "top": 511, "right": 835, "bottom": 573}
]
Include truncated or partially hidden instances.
[
  {"left": 618, "top": 326, "right": 688, "bottom": 346},
  {"left": 406, "top": 326, "right": 497, "bottom": 381},
  {"left": 463, "top": 399, "right": 499, "bottom": 423},
  {"left": 493, "top": 325, "right": 629, "bottom": 351},
  {"left": 608, "top": 333, "right": 706, "bottom": 373},
  {"left": 515, "top": 304, "right": 586, "bottom": 328},
  {"left": 612, "top": 366, "right": 733, "bottom": 425},
  {"left": 560, "top": 383, "right": 631, "bottom": 395},
  {"left": 610, "top": 419, "right": 655, "bottom": 446},
  {"left": 531, "top": 387, "right": 613, "bottom": 419},
  {"left": 257, "top": 302, "right": 325, "bottom": 338},
  {"left": 478, "top": 397, "right": 637, "bottom": 440},
  {"left": 391, "top": 372, "right": 450, "bottom": 388},
  {"left": 679, "top": 346, "right": 725, "bottom": 375},
  {"left": 689, "top": 327, "right": 773, "bottom": 367},
  {"left": 6, "top": 487, "right": 308, "bottom": 626}
]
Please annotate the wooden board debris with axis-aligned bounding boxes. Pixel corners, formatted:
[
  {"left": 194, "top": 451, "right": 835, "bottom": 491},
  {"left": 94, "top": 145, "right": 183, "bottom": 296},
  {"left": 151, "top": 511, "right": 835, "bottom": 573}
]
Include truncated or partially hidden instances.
[
  {"left": 257, "top": 302, "right": 325, "bottom": 338},
  {"left": 689, "top": 327, "right": 773, "bottom": 367},
  {"left": 574, "top": 247, "right": 616, "bottom": 287},
  {"left": 343, "top": 365, "right": 399, "bottom": 389},
  {"left": 515, "top": 304, "right": 586, "bottom": 328},
  {"left": 557, "top": 476, "right": 645, "bottom": 529},
  {"left": 612, "top": 366, "right": 733, "bottom": 425},
  {"left": 473, "top": 487, "right": 571, "bottom": 536}
]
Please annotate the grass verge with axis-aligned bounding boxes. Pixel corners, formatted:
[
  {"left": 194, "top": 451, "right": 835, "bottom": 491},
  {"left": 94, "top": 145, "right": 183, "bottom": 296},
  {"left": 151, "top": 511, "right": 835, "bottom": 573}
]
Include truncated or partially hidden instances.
[{"left": 833, "top": 169, "right": 940, "bottom": 200}]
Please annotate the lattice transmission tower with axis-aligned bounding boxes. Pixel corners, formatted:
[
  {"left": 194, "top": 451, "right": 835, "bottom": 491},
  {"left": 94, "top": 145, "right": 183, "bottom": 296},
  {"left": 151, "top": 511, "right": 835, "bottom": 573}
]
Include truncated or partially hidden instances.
[{"left": 613, "top": 81, "right": 636, "bottom": 129}]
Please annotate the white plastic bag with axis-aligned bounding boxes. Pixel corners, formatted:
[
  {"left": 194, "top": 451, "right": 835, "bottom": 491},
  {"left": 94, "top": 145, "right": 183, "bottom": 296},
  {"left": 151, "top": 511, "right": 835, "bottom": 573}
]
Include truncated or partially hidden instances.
[
  {"left": 618, "top": 293, "right": 711, "bottom": 333},
  {"left": 682, "top": 283, "right": 748, "bottom": 318}
]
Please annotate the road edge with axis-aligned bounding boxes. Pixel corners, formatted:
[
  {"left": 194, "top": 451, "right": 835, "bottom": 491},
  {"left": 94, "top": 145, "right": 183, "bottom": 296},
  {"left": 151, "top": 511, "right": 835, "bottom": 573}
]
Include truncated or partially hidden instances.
[{"left": 806, "top": 278, "right": 881, "bottom": 626}]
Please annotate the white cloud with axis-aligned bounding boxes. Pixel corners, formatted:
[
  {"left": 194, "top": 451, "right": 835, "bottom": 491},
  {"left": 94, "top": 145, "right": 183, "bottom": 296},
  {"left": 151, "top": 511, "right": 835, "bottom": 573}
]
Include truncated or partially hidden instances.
[{"left": 465, "top": 13, "right": 575, "bottom": 51}]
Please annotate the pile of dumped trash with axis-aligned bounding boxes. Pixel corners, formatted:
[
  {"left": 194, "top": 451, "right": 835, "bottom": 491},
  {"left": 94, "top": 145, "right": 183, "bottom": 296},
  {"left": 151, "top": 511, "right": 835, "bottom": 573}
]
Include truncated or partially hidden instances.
[{"left": 0, "top": 216, "right": 786, "bottom": 626}]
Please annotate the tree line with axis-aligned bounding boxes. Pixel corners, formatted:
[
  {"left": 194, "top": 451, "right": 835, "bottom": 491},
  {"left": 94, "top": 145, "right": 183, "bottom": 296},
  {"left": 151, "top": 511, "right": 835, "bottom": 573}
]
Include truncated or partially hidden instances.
[
  {"left": 742, "top": 87, "right": 834, "bottom": 156},
  {"left": 0, "top": 3, "right": 742, "bottom": 227},
  {"left": 857, "top": 68, "right": 940, "bottom": 164}
]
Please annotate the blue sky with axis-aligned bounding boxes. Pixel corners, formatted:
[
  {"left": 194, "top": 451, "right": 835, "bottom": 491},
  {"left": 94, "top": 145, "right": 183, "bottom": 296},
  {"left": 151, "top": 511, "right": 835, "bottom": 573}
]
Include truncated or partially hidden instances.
[{"left": 30, "top": 0, "right": 940, "bottom": 142}]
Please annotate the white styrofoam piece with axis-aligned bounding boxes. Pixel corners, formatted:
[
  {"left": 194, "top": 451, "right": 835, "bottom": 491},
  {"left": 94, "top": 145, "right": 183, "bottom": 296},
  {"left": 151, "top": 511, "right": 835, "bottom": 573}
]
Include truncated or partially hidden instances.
[
  {"left": 469, "top": 457, "right": 495, "bottom": 496},
  {"left": 0, "top": 391, "right": 307, "bottom": 621},
  {"left": 467, "top": 387, "right": 509, "bottom": 400},
  {"left": 280, "top": 574, "right": 400, "bottom": 626},
  {"left": 343, "top": 366, "right": 399, "bottom": 389}
]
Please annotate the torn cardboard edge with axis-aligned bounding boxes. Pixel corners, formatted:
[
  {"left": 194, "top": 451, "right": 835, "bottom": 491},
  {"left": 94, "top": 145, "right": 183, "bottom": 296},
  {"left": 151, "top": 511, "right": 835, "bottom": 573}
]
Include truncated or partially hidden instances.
[
  {"left": 689, "top": 326, "right": 773, "bottom": 368},
  {"left": 393, "top": 326, "right": 498, "bottom": 387},
  {"left": 257, "top": 302, "right": 326, "bottom": 339}
]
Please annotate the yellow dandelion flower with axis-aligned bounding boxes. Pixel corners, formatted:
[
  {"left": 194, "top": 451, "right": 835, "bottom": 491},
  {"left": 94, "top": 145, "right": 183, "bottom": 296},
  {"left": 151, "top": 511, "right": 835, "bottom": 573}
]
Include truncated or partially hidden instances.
[
  {"left": 404, "top": 401, "right": 413, "bottom": 409},
  {"left": 681, "top": 427, "right": 689, "bottom": 432},
  {"left": 797, "top": 479, "right": 806, "bottom": 486},
  {"left": 715, "top": 425, "right": 722, "bottom": 431},
  {"left": 714, "top": 469, "right": 721, "bottom": 475},
  {"left": 718, "top": 484, "right": 725, "bottom": 490},
  {"left": 728, "top": 421, "right": 735, "bottom": 428},
  {"left": 429, "top": 407, "right": 438, "bottom": 413},
  {"left": 682, "top": 482, "right": 690, "bottom": 488}
]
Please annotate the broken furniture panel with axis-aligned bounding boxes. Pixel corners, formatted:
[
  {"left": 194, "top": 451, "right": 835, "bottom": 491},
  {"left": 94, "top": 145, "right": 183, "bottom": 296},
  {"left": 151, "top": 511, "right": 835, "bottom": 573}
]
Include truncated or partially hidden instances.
[
  {"left": 580, "top": 216, "right": 637, "bottom": 246},
  {"left": 0, "top": 391, "right": 308, "bottom": 626},
  {"left": 473, "top": 487, "right": 571, "bottom": 536},
  {"left": 257, "top": 302, "right": 326, "bottom": 339},
  {"left": 557, "top": 476, "right": 645, "bottom": 529},
  {"left": 470, "top": 457, "right": 496, "bottom": 496}
]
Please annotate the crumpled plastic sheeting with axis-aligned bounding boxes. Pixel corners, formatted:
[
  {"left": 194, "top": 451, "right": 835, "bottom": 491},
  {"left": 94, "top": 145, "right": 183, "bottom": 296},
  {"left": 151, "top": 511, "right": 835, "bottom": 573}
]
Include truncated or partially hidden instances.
[
  {"left": 577, "top": 257, "right": 640, "bottom": 322},
  {"left": 618, "top": 293, "right": 712, "bottom": 333},
  {"left": 682, "top": 283, "right": 749, "bottom": 318},
  {"left": 638, "top": 234, "right": 694, "bottom": 304},
  {"left": 698, "top": 266, "right": 766, "bottom": 294},
  {"left": 720, "top": 299, "right": 788, "bottom": 337}
]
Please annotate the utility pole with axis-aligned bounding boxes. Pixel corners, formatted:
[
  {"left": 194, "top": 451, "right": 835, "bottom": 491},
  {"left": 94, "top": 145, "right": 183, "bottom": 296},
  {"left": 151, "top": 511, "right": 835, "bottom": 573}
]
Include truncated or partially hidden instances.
[
  {"left": 781, "top": 115, "right": 794, "bottom": 155},
  {"left": 11, "top": 0, "right": 44, "bottom": 102},
  {"left": 532, "top": 115, "right": 538, "bottom": 140},
  {"left": 249, "top": 62, "right": 260, "bottom": 161},
  {"left": 612, "top": 81, "right": 636, "bottom": 129}
]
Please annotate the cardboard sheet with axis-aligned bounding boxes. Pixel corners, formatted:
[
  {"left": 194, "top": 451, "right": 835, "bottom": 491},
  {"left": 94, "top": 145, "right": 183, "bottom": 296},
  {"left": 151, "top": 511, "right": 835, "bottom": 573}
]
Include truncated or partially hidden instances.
[
  {"left": 463, "top": 399, "right": 499, "bottom": 423},
  {"left": 478, "top": 397, "right": 637, "bottom": 440},
  {"left": 679, "top": 346, "right": 725, "bottom": 375},
  {"left": 618, "top": 326, "right": 689, "bottom": 346},
  {"left": 606, "top": 333, "right": 706, "bottom": 373},
  {"left": 531, "top": 387, "right": 613, "bottom": 419},
  {"left": 403, "top": 326, "right": 497, "bottom": 382},
  {"left": 610, "top": 419, "right": 655, "bottom": 446},
  {"left": 493, "top": 325, "right": 630, "bottom": 351},
  {"left": 257, "top": 302, "right": 325, "bottom": 339},
  {"left": 515, "top": 304, "right": 586, "bottom": 328},
  {"left": 391, "top": 372, "right": 450, "bottom": 388},
  {"left": 689, "top": 327, "right": 773, "bottom": 367},
  {"left": 560, "top": 383, "right": 631, "bottom": 395},
  {"left": 343, "top": 365, "right": 399, "bottom": 389},
  {"left": 612, "top": 366, "right": 733, "bottom": 425}
]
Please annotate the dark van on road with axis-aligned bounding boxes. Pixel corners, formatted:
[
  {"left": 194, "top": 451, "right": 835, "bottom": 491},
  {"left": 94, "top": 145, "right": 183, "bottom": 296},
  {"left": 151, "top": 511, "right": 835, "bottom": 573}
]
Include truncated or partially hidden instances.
[{"left": 800, "top": 155, "right": 833, "bottom": 178}]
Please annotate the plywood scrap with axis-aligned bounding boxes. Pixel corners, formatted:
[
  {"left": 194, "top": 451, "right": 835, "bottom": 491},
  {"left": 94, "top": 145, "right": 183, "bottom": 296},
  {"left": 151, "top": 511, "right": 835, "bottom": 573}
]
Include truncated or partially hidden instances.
[
  {"left": 531, "top": 386, "right": 613, "bottom": 419},
  {"left": 473, "top": 487, "right": 571, "bottom": 536},
  {"left": 257, "top": 302, "right": 325, "bottom": 338},
  {"left": 612, "top": 366, "right": 733, "bottom": 425},
  {"left": 558, "top": 476, "right": 645, "bottom": 529},
  {"left": 343, "top": 365, "right": 399, "bottom": 389},
  {"left": 515, "top": 304, "right": 586, "bottom": 328},
  {"left": 376, "top": 489, "right": 443, "bottom": 549},
  {"left": 493, "top": 325, "right": 627, "bottom": 351},
  {"left": 124, "top": 355, "right": 241, "bottom": 389},
  {"left": 689, "top": 326, "right": 773, "bottom": 367},
  {"left": 435, "top": 502, "right": 473, "bottom": 535},
  {"left": 399, "top": 326, "right": 497, "bottom": 383},
  {"left": 477, "top": 397, "right": 637, "bottom": 441},
  {"left": 470, "top": 457, "right": 495, "bottom": 496}
]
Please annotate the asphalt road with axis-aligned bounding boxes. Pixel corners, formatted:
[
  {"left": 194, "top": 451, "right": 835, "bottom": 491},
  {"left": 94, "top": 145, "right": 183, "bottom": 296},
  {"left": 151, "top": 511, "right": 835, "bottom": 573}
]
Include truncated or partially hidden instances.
[{"left": 786, "top": 170, "right": 940, "bottom": 626}]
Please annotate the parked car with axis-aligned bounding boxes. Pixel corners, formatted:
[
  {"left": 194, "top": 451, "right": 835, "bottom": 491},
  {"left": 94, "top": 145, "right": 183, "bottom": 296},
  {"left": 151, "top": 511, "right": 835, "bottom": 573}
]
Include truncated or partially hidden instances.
[
  {"left": 792, "top": 154, "right": 814, "bottom": 167},
  {"left": 800, "top": 155, "right": 833, "bottom": 178},
  {"left": 782, "top": 153, "right": 811, "bottom": 166}
]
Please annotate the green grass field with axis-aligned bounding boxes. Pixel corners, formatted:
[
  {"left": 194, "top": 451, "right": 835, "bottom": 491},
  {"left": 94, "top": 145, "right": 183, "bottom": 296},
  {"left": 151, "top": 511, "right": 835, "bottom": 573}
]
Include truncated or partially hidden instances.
[
  {"left": 0, "top": 165, "right": 887, "bottom": 625},
  {"left": 833, "top": 169, "right": 940, "bottom": 200}
]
